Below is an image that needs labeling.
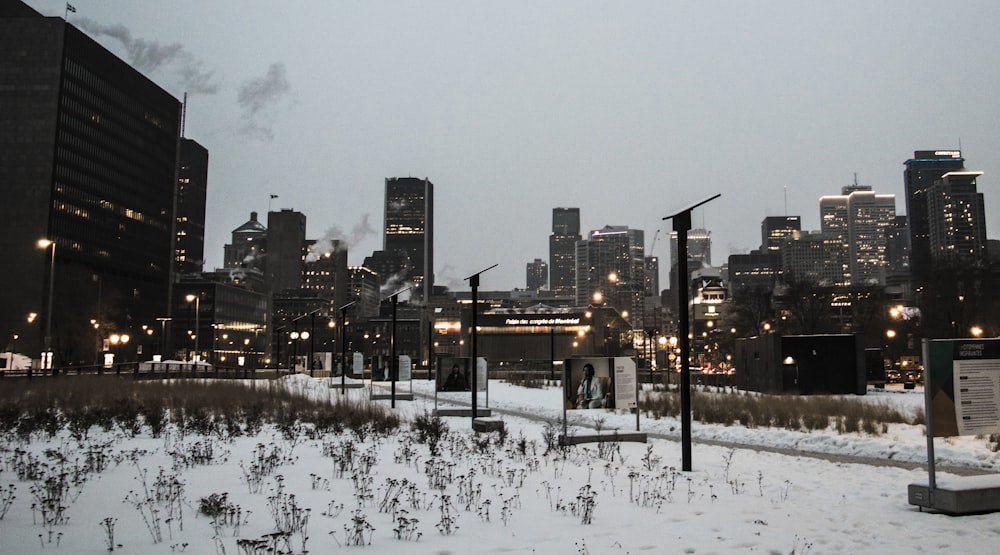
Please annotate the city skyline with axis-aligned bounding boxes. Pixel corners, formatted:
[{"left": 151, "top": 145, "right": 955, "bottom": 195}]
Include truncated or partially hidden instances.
[{"left": 20, "top": 0, "right": 1000, "bottom": 291}]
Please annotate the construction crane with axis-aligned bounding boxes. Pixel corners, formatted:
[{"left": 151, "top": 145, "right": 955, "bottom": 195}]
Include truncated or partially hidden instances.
[{"left": 649, "top": 229, "right": 661, "bottom": 257}]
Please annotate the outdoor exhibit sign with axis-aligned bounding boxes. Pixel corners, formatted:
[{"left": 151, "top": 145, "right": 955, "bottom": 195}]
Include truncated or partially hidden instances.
[
  {"left": 434, "top": 356, "right": 487, "bottom": 392},
  {"left": 476, "top": 357, "right": 488, "bottom": 392},
  {"left": 398, "top": 355, "right": 412, "bottom": 382},
  {"left": 563, "top": 357, "right": 615, "bottom": 410},
  {"left": 437, "top": 356, "right": 472, "bottom": 392},
  {"left": 353, "top": 352, "right": 364, "bottom": 376},
  {"left": 613, "top": 357, "right": 638, "bottom": 410},
  {"left": 925, "top": 338, "right": 1000, "bottom": 437}
]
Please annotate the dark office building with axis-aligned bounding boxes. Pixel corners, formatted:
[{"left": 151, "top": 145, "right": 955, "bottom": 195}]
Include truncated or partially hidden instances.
[
  {"left": 172, "top": 273, "right": 269, "bottom": 366},
  {"left": 384, "top": 177, "right": 433, "bottom": 301},
  {"left": 265, "top": 209, "right": 307, "bottom": 294},
  {"left": 761, "top": 216, "right": 801, "bottom": 253},
  {"left": 549, "top": 207, "right": 581, "bottom": 299},
  {"left": 175, "top": 138, "right": 208, "bottom": 275},
  {"left": 728, "top": 249, "right": 782, "bottom": 297},
  {"left": 0, "top": 4, "right": 181, "bottom": 365},
  {"left": 223, "top": 211, "right": 267, "bottom": 270},
  {"left": 903, "top": 150, "right": 965, "bottom": 285},
  {"left": 526, "top": 258, "right": 547, "bottom": 292}
]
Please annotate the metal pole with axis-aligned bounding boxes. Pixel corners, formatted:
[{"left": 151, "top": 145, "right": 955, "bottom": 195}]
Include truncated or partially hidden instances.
[
  {"left": 550, "top": 328, "right": 555, "bottom": 381},
  {"left": 664, "top": 193, "right": 719, "bottom": 473},
  {"left": 339, "top": 301, "right": 356, "bottom": 394},
  {"left": 309, "top": 312, "right": 316, "bottom": 378},
  {"left": 43, "top": 241, "right": 56, "bottom": 368},
  {"left": 465, "top": 264, "right": 497, "bottom": 426},
  {"left": 675, "top": 212, "right": 692, "bottom": 472},
  {"left": 471, "top": 273, "right": 479, "bottom": 421},
  {"left": 428, "top": 319, "right": 434, "bottom": 382},
  {"left": 292, "top": 320, "right": 298, "bottom": 373},
  {"left": 193, "top": 296, "right": 200, "bottom": 365},
  {"left": 391, "top": 294, "right": 398, "bottom": 408}
]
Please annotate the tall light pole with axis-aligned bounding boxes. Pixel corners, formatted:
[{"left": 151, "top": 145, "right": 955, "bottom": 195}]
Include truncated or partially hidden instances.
[
  {"left": 383, "top": 288, "right": 410, "bottom": 408},
  {"left": 465, "top": 264, "right": 497, "bottom": 424},
  {"left": 185, "top": 293, "right": 200, "bottom": 363},
  {"left": 156, "top": 317, "right": 171, "bottom": 358},
  {"left": 664, "top": 193, "right": 720, "bottom": 472},
  {"left": 339, "top": 300, "right": 357, "bottom": 394},
  {"left": 37, "top": 239, "right": 56, "bottom": 369}
]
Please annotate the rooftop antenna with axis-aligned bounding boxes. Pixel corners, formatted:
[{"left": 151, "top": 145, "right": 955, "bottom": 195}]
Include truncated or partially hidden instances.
[{"left": 783, "top": 185, "right": 788, "bottom": 216}]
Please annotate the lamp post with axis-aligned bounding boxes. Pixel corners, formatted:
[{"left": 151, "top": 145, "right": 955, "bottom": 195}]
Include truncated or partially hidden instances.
[
  {"left": 465, "top": 264, "right": 497, "bottom": 424},
  {"left": 185, "top": 293, "right": 200, "bottom": 364},
  {"left": 664, "top": 193, "right": 721, "bottom": 472},
  {"left": 156, "top": 317, "right": 171, "bottom": 359},
  {"left": 37, "top": 239, "right": 56, "bottom": 369},
  {"left": 339, "top": 301, "right": 357, "bottom": 394},
  {"left": 380, "top": 288, "right": 410, "bottom": 408}
]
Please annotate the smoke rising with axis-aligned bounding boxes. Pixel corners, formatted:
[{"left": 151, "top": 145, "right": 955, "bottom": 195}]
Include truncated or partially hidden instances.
[
  {"left": 305, "top": 214, "right": 377, "bottom": 262},
  {"left": 237, "top": 62, "right": 292, "bottom": 140},
  {"left": 75, "top": 18, "right": 219, "bottom": 95}
]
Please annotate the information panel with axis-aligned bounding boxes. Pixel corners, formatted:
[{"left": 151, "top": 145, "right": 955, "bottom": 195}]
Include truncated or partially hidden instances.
[
  {"left": 926, "top": 339, "right": 1000, "bottom": 437},
  {"left": 613, "top": 357, "right": 638, "bottom": 410}
]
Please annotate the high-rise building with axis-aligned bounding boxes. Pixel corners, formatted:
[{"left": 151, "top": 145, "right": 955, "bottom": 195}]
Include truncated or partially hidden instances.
[
  {"left": 0, "top": 4, "right": 181, "bottom": 364},
  {"left": 820, "top": 185, "right": 896, "bottom": 286},
  {"left": 903, "top": 150, "right": 965, "bottom": 284},
  {"left": 526, "top": 258, "right": 547, "bottom": 292},
  {"left": 926, "top": 170, "right": 987, "bottom": 266},
  {"left": 575, "top": 226, "right": 645, "bottom": 327},
  {"left": 175, "top": 138, "right": 209, "bottom": 275},
  {"left": 728, "top": 250, "right": 782, "bottom": 296},
  {"left": 384, "top": 177, "right": 433, "bottom": 301},
  {"left": 761, "top": 216, "right": 801, "bottom": 253},
  {"left": 303, "top": 242, "right": 349, "bottom": 312},
  {"left": 549, "top": 207, "right": 581, "bottom": 299},
  {"left": 223, "top": 212, "right": 267, "bottom": 270},
  {"left": 781, "top": 230, "right": 844, "bottom": 285},
  {"left": 670, "top": 228, "right": 712, "bottom": 269},
  {"left": 266, "top": 210, "right": 307, "bottom": 294}
]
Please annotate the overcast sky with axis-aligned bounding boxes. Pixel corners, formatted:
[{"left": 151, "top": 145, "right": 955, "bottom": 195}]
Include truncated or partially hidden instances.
[{"left": 27, "top": 0, "right": 1000, "bottom": 291}]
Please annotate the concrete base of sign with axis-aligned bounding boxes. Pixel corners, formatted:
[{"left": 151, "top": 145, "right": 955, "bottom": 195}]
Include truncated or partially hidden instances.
[
  {"left": 909, "top": 475, "right": 1000, "bottom": 515},
  {"left": 559, "top": 430, "right": 647, "bottom": 446},
  {"left": 371, "top": 393, "right": 414, "bottom": 401},
  {"left": 472, "top": 417, "right": 505, "bottom": 433},
  {"left": 433, "top": 408, "right": 492, "bottom": 417},
  {"left": 329, "top": 382, "right": 365, "bottom": 389}
]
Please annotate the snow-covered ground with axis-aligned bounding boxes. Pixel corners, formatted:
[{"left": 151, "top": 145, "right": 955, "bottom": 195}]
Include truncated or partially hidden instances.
[{"left": 2, "top": 376, "right": 997, "bottom": 554}]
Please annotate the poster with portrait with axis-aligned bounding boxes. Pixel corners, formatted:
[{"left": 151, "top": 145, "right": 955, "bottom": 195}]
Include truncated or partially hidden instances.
[
  {"left": 437, "top": 356, "right": 471, "bottom": 392},
  {"left": 563, "top": 357, "right": 614, "bottom": 410}
]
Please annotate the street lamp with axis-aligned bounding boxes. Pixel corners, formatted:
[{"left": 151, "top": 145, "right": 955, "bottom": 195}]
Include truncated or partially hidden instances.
[
  {"left": 185, "top": 293, "right": 200, "bottom": 363},
  {"left": 109, "top": 333, "right": 130, "bottom": 372},
  {"left": 37, "top": 238, "right": 56, "bottom": 369},
  {"left": 156, "top": 317, "right": 171, "bottom": 359},
  {"left": 339, "top": 300, "right": 358, "bottom": 394}
]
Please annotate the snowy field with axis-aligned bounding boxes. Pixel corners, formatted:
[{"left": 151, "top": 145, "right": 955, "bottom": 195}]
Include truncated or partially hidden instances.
[{"left": 2, "top": 375, "right": 998, "bottom": 554}]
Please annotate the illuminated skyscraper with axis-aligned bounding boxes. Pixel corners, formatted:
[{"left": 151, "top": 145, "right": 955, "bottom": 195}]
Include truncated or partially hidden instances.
[
  {"left": 384, "top": 177, "right": 433, "bottom": 301},
  {"left": 820, "top": 185, "right": 896, "bottom": 285},
  {"left": 549, "top": 207, "right": 580, "bottom": 299},
  {"left": 576, "top": 226, "right": 645, "bottom": 327},
  {"left": 903, "top": 150, "right": 965, "bottom": 284}
]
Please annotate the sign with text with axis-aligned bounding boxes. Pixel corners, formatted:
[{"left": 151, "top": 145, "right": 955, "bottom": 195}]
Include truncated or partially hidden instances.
[
  {"left": 398, "top": 355, "right": 412, "bottom": 382},
  {"left": 613, "top": 357, "right": 638, "bottom": 410},
  {"left": 925, "top": 339, "right": 1000, "bottom": 437}
]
